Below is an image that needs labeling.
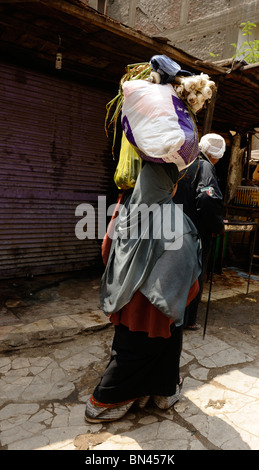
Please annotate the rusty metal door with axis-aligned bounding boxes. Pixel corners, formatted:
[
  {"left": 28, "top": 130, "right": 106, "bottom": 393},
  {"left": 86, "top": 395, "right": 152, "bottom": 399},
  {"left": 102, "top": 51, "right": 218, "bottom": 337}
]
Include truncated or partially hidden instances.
[{"left": 0, "top": 62, "right": 115, "bottom": 278}]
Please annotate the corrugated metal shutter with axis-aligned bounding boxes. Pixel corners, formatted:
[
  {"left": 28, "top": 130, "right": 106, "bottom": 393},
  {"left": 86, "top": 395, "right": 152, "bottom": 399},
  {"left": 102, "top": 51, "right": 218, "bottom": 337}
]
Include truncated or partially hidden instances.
[{"left": 0, "top": 62, "right": 116, "bottom": 278}]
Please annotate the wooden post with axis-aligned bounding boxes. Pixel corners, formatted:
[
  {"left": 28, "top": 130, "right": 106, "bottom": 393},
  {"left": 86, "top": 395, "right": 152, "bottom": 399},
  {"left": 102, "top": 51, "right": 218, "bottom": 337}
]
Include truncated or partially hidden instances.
[
  {"left": 246, "top": 132, "right": 252, "bottom": 180},
  {"left": 201, "top": 80, "right": 218, "bottom": 136},
  {"left": 224, "top": 133, "right": 245, "bottom": 205}
]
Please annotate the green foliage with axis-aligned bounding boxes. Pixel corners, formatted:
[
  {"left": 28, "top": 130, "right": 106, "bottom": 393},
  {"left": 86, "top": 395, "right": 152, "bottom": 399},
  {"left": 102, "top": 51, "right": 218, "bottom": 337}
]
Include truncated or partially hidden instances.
[
  {"left": 231, "top": 21, "right": 259, "bottom": 64},
  {"left": 208, "top": 21, "right": 259, "bottom": 64}
]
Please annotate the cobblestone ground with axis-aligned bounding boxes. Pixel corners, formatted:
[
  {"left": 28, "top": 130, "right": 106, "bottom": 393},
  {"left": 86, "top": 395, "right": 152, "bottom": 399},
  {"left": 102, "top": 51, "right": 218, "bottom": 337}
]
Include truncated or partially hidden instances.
[{"left": 0, "top": 271, "right": 258, "bottom": 451}]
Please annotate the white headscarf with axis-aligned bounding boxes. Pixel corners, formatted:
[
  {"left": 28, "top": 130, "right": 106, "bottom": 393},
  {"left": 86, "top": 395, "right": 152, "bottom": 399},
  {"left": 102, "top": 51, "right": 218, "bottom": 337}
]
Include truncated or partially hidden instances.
[{"left": 199, "top": 133, "right": 226, "bottom": 159}]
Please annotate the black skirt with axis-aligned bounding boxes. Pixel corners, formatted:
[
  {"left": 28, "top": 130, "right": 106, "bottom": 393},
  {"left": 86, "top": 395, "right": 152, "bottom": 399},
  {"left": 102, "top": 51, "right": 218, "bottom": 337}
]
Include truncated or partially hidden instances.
[{"left": 93, "top": 323, "right": 183, "bottom": 404}]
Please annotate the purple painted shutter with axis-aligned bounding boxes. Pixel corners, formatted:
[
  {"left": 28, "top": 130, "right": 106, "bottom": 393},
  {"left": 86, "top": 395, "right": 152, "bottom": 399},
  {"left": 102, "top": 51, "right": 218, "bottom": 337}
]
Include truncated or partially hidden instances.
[{"left": 0, "top": 62, "right": 114, "bottom": 278}]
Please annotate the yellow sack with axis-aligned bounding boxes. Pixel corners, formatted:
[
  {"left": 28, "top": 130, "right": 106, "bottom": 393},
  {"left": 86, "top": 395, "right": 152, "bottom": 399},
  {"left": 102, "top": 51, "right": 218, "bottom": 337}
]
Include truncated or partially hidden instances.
[{"left": 114, "top": 132, "right": 142, "bottom": 190}]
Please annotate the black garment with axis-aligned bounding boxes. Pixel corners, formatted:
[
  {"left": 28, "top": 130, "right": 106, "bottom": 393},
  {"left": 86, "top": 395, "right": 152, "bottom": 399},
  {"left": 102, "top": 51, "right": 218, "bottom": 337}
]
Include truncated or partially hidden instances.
[
  {"left": 93, "top": 323, "right": 183, "bottom": 404},
  {"left": 173, "top": 154, "right": 224, "bottom": 240},
  {"left": 183, "top": 238, "right": 212, "bottom": 327},
  {"left": 173, "top": 154, "right": 224, "bottom": 326}
]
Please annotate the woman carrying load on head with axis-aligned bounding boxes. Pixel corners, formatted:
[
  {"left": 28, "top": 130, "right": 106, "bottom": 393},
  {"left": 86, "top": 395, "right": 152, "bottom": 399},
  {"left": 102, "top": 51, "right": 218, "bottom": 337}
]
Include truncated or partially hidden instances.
[{"left": 84, "top": 161, "right": 202, "bottom": 423}]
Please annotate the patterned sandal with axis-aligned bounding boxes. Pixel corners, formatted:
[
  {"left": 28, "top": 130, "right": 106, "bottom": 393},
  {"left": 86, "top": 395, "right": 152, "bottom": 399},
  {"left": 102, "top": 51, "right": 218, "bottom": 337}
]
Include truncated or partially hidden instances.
[
  {"left": 134, "top": 396, "right": 150, "bottom": 408},
  {"left": 152, "top": 378, "right": 183, "bottom": 410},
  {"left": 85, "top": 395, "right": 135, "bottom": 423}
]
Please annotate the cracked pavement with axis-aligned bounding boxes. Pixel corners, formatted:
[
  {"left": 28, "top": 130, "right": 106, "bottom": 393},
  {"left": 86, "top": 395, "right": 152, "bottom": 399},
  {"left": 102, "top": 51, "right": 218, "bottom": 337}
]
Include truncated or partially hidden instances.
[{"left": 0, "top": 268, "right": 258, "bottom": 450}]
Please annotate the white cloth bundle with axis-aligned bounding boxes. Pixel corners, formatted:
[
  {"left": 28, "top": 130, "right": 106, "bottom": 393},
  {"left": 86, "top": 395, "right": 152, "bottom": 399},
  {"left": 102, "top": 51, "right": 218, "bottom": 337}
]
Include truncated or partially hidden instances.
[{"left": 121, "top": 80, "right": 199, "bottom": 170}]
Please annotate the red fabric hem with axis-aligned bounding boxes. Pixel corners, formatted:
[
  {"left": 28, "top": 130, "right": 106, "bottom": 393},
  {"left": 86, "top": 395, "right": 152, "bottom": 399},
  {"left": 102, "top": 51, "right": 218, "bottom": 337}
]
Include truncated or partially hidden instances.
[
  {"left": 109, "top": 279, "right": 199, "bottom": 339},
  {"left": 90, "top": 394, "right": 134, "bottom": 408}
]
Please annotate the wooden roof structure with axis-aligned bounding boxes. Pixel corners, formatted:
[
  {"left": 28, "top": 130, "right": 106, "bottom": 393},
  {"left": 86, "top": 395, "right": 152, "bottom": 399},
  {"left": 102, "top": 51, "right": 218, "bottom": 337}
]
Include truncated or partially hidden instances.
[
  {"left": 198, "top": 60, "right": 259, "bottom": 136},
  {"left": 0, "top": 0, "right": 259, "bottom": 136}
]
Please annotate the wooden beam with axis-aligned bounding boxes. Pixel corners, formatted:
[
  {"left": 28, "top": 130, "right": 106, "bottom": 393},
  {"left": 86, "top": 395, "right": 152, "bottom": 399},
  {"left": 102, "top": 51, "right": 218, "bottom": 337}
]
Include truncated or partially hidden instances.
[
  {"left": 194, "top": 59, "right": 227, "bottom": 75},
  {"left": 211, "top": 58, "right": 233, "bottom": 67},
  {"left": 243, "top": 62, "right": 259, "bottom": 71}
]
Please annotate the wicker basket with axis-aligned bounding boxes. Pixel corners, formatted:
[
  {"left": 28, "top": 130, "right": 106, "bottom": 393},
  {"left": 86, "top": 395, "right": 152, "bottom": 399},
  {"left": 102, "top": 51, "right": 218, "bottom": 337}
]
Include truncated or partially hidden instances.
[{"left": 233, "top": 186, "right": 259, "bottom": 208}]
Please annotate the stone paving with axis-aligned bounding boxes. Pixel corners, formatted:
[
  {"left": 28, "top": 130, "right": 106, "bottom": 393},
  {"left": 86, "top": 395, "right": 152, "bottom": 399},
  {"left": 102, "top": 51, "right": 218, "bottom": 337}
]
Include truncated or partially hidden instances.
[{"left": 0, "top": 268, "right": 258, "bottom": 451}]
